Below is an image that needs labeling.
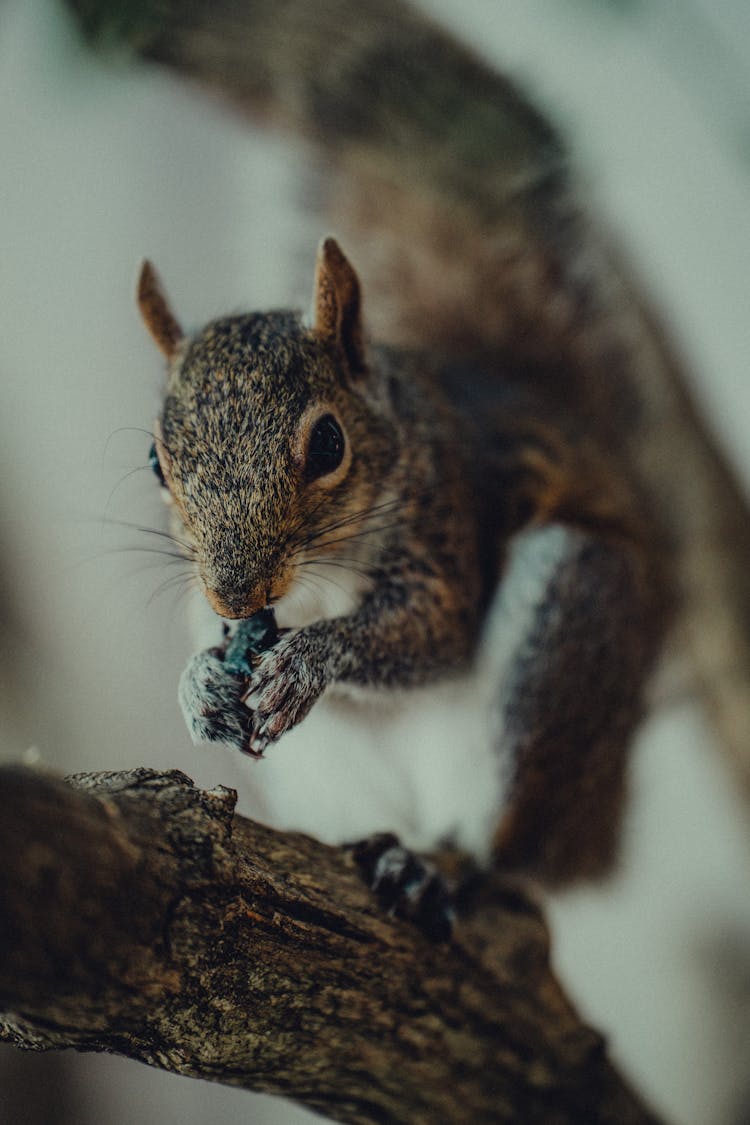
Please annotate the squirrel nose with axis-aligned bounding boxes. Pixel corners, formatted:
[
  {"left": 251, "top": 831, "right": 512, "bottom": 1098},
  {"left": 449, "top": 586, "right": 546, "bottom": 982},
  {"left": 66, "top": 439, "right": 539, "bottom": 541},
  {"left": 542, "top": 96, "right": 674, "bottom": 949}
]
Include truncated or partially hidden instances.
[{"left": 204, "top": 583, "right": 269, "bottom": 620}]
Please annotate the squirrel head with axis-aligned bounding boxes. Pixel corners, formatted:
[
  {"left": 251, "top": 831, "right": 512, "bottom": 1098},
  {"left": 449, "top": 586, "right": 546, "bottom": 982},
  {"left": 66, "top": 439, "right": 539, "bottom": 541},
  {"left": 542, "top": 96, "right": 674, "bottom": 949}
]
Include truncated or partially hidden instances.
[{"left": 138, "top": 239, "right": 397, "bottom": 619}]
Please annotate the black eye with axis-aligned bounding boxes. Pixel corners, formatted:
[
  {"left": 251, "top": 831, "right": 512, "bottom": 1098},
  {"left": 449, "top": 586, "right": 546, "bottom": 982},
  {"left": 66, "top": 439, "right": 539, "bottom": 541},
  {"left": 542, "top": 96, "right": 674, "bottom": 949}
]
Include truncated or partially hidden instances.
[
  {"left": 306, "top": 414, "right": 345, "bottom": 481},
  {"left": 149, "top": 442, "right": 166, "bottom": 488}
]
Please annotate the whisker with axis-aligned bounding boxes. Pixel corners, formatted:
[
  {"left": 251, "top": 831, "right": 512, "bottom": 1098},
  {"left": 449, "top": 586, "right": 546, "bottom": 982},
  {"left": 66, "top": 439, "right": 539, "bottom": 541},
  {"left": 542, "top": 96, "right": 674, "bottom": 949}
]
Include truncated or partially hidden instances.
[
  {"left": 290, "top": 486, "right": 443, "bottom": 558},
  {"left": 291, "top": 509, "right": 406, "bottom": 557},
  {"left": 67, "top": 543, "right": 195, "bottom": 581},
  {"left": 291, "top": 571, "right": 325, "bottom": 600},
  {"left": 110, "top": 544, "right": 190, "bottom": 562},
  {"left": 103, "top": 465, "right": 153, "bottom": 520},
  {"left": 278, "top": 568, "right": 330, "bottom": 611},
  {"left": 299, "top": 553, "right": 383, "bottom": 574},
  {"left": 297, "top": 519, "right": 408, "bottom": 557},
  {"left": 102, "top": 425, "right": 177, "bottom": 462},
  {"left": 171, "top": 574, "right": 202, "bottom": 614},
  {"left": 146, "top": 568, "right": 197, "bottom": 608},
  {"left": 127, "top": 560, "right": 194, "bottom": 585},
  {"left": 282, "top": 491, "right": 333, "bottom": 549},
  {"left": 97, "top": 516, "right": 196, "bottom": 557},
  {"left": 102, "top": 425, "right": 153, "bottom": 465},
  {"left": 113, "top": 557, "right": 194, "bottom": 586},
  {"left": 300, "top": 569, "right": 352, "bottom": 600},
  {"left": 290, "top": 496, "right": 406, "bottom": 551},
  {"left": 297, "top": 557, "right": 381, "bottom": 587}
]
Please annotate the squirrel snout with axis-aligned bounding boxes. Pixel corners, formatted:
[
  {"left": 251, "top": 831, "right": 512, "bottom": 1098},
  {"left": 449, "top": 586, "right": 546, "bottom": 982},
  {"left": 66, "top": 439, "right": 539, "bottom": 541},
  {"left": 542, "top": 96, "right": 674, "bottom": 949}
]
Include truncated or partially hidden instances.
[{"left": 204, "top": 582, "right": 270, "bottom": 620}]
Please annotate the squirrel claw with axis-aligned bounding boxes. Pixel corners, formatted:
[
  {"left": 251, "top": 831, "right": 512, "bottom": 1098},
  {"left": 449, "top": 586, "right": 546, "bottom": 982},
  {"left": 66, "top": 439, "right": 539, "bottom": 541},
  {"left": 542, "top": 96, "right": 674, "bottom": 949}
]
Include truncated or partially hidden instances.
[
  {"left": 238, "top": 729, "right": 266, "bottom": 760},
  {"left": 243, "top": 722, "right": 272, "bottom": 759},
  {"left": 244, "top": 705, "right": 290, "bottom": 757}
]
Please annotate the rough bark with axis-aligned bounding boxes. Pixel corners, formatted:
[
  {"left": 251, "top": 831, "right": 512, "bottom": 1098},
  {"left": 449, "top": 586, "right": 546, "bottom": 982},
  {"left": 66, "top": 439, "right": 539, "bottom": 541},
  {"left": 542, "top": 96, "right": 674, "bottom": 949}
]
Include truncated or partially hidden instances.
[{"left": 0, "top": 765, "right": 663, "bottom": 1124}]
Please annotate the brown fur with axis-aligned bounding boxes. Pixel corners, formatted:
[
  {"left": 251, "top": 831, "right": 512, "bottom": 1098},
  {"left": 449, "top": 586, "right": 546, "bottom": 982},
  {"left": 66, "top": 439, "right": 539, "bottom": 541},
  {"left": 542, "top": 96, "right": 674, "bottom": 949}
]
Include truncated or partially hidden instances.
[
  {"left": 142, "top": 241, "right": 667, "bottom": 880},
  {"left": 137, "top": 260, "right": 184, "bottom": 360},
  {"left": 492, "top": 532, "right": 661, "bottom": 882},
  {"left": 135, "top": 0, "right": 679, "bottom": 877},
  {"left": 313, "top": 237, "right": 366, "bottom": 375}
]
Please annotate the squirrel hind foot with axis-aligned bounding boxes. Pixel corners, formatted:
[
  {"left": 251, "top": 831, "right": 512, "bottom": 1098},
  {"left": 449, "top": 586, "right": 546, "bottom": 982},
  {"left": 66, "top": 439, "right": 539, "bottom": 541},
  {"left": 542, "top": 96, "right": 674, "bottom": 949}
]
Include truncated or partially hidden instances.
[{"left": 347, "top": 832, "right": 455, "bottom": 943}]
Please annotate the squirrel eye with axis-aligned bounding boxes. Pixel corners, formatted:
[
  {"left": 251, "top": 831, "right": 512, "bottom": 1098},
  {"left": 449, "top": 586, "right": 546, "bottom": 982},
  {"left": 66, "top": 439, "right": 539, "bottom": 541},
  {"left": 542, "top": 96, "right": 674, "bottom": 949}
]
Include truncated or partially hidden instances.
[
  {"left": 305, "top": 414, "right": 345, "bottom": 480},
  {"left": 149, "top": 441, "right": 167, "bottom": 488}
]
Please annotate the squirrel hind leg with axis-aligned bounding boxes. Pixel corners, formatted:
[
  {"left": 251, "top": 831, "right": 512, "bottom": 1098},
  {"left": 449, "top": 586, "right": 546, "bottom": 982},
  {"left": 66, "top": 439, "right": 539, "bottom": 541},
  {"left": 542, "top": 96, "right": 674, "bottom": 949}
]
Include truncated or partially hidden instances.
[{"left": 486, "top": 523, "right": 664, "bottom": 886}]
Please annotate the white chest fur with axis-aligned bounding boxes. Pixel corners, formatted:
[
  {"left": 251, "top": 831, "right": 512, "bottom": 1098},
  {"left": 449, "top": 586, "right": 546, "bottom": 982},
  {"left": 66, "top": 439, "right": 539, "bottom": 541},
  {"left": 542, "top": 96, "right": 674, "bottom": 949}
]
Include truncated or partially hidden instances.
[
  {"left": 273, "top": 561, "right": 370, "bottom": 631},
  {"left": 192, "top": 524, "right": 573, "bottom": 859}
]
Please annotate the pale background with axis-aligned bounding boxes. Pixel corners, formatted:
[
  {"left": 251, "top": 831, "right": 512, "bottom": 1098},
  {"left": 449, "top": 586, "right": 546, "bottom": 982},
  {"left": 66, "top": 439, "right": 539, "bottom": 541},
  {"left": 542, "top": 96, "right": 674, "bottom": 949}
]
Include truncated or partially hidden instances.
[{"left": 1, "top": 1, "right": 749, "bottom": 1123}]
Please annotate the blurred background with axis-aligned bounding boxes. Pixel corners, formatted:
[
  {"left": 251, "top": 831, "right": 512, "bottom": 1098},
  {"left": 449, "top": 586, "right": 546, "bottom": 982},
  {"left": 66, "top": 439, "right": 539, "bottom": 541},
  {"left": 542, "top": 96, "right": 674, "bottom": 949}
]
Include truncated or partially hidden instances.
[{"left": 1, "top": 0, "right": 749, "bottom": 1122}]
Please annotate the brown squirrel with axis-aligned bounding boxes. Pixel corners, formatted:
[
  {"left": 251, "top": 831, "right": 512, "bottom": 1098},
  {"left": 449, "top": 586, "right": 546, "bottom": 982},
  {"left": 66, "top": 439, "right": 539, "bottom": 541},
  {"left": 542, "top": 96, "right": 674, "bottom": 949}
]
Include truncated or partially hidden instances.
[
  {"left": 138, "top": 227, "right": 667, "bottom": 926},
  {"left": 122, "top": 0, "right": 750, "bottom": 940},
  {"left": 85, "top": 0, "right": 750, "bottom": 834}
]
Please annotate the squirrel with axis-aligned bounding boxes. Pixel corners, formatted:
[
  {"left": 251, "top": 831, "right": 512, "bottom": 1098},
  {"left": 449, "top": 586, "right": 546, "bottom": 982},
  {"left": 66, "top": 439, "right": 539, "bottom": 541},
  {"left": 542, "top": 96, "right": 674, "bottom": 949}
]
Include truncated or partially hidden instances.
[
  {"left": 121, "top": 0, "right": 745, "bottom": 937},
  {"left": 137, "top": 229, "right": 667, "bottom": 929}
]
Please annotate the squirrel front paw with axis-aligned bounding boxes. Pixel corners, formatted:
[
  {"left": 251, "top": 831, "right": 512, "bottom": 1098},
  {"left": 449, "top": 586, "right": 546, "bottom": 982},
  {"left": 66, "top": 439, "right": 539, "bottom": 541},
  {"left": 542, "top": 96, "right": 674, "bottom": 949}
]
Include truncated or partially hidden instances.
[
  {"left": 243, "top": 630, "right": 330, "bottom": 756},
  {"left": 178, "top": 648, "right": 253, "bottom": 754},
  {"left": 178, "top": 616, "right": 329, "bottom": 759}
]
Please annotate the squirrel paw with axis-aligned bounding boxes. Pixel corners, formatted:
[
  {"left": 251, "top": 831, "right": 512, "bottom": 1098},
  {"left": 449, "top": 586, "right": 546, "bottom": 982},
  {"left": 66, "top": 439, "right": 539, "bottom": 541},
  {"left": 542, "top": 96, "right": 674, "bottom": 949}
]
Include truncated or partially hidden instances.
[
  {"left": 243, "top": 631, "right": 329, "bottom": 756},
  {"left": 348, "top": 832, "right": 455, "bottom": 943},
  {"left": 178, "top": 648, "right": 254, "bottom": 754}
]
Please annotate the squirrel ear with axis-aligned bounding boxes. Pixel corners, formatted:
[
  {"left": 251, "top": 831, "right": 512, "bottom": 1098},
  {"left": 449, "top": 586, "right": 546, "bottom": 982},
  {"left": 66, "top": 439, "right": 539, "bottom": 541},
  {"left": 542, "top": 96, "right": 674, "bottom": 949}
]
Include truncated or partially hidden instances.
[
  {"left": 137, "top": 260, "right": 184, "bottom": 360},
  {"left": 313, "top": 237, "right": 367, "bottom": 375}
]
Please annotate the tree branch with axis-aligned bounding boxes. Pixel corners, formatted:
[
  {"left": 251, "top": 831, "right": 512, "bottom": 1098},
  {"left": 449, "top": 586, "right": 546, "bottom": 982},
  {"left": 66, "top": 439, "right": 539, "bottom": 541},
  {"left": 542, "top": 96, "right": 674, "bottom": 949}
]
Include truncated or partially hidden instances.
[{"left": 0, "top": 765, "right": 662, "bottom": 1124}]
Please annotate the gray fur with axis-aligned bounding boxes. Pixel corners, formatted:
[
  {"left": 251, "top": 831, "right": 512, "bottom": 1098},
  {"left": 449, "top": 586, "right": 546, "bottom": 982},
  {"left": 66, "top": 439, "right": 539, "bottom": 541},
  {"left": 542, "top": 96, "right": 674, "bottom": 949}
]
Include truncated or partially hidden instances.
[
  {"left": 178, "top": 649, "right": 250, "bottom": 752},
  {"left": 148, "top": 242, "right": 667, "bottom": 882}
]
